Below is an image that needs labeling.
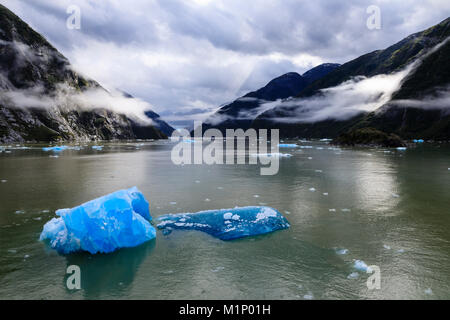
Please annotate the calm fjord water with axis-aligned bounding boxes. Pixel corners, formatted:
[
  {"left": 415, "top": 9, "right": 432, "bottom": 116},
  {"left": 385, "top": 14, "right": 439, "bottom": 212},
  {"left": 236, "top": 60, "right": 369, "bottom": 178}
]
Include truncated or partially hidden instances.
[{"left": 0, "top": 140, "right": 449, "bottom": 299}]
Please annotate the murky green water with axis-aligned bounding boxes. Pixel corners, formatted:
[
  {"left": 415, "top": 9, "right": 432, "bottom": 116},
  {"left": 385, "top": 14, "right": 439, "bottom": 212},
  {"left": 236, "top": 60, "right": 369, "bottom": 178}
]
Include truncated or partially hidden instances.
[{"left": 0, "top": 140, "right": 449, "bottom": 300}]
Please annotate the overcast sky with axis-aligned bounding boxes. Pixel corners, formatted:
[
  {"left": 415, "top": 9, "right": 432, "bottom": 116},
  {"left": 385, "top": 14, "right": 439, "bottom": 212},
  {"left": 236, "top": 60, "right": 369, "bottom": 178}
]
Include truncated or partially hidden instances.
[{"left": 1, "top": 0, "right": 450, "bottom": 127}]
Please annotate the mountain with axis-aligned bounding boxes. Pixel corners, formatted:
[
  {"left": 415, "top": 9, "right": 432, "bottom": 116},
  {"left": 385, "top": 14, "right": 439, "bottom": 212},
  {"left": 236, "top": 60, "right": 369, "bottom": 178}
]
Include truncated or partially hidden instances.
[
  {"left": 252, "top": 17, "right": 450, "bottom": 140},
  {"left": 120, "top": 91, "right": 175, "bottom": 137},
  {"left": 302, "top": 63, "right": 341, "bottom": 83},
  {"left": 201, "top": 63, "right": 340, "bottom": 133},
  {"left": 0, "top": 4, "right": 172, "bottom": 143}
]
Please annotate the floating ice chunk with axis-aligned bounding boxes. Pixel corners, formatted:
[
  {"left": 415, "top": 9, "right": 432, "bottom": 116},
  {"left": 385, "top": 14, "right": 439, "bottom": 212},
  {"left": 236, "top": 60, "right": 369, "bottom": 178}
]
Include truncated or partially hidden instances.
[
  {"left": 254, "top": 195, "right": 260, "bottom": 198},
  {"left": 315, "top": 170, "right": 323, "bottom": 173},
  {"left": 204, "top": 198, "right": 211, "bottom": 202},
  {"left": 157, "top": 206, "right": 290, "bottom": 241},
  {"left": 329, "top": 209, "right": 336, "bottom": 212},
  {"left": 308, "top": 157, "right": 313, "bottom": 160},
  {"left": 212, "top": 266, "right": 225, "bottom": 273},
  {"left": 341, "top": 209, "right": 351, "bottom": 212},
  {"left": 354, "top": 260, "right": 372, "bottom": 272},
  {"left": 1, "top": 179, "right": 7, "bottom": 183},
  {"left": 336, "top": 248, "right": 349, "bottom": 255},
  {"left": 392, "top": 193, "right": 400, "bottom": 198},
  {"left": 309, "top": 188, "right": 316, "bottom": 192},
  {"left": 396, "top": 147, "right": 407, "bottom": 151},
  {"left": 424, "top": 288, "right": 433, "bottom": 295},
  {"left": 383, "top": 245, "right": 391, "bottom": 250},
  {"left": 397, "top": 249, "right": 405, "bottom": 253},
  {"left": 42, "top": 146, "right": 69, "bottom": 152},
  {"left": 278, "top": 144, "right": 298, "bottom": 148},
  {"left": 303, "top": 293, "right": 314, "bottom": 300},
  {"left": 182, "top": 139, "right": 196, "bottom": 143},
  {"left": 347, "top": 272, "right": 360, "bottom": 279},
  {"left": 413, "top": 139, "right": 424, "bottom": 143},
  {"left": 323, "top": 193, "right": 329, "bottom": 196},
  {"left": 40, "top": 187, "right": 155, "bottom": 254},
  {"left": 251, "top": 153, "right": 293, "bottom": 158},
  {"left": 92, "top": 146, "right": 103, "bottom": 151}
]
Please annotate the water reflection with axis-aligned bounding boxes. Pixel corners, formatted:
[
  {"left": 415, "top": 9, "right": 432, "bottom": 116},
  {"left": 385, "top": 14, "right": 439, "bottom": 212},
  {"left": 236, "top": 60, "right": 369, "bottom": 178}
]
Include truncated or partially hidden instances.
[{"left": 65, "top": 240, "right": 156, "bottom": 299}]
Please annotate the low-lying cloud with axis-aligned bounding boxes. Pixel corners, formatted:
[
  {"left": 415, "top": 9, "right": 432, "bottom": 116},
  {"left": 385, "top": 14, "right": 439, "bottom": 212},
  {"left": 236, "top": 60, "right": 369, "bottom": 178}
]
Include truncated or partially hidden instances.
[{"left": 0, "top": 84, "right": 156, "bottom": 125}]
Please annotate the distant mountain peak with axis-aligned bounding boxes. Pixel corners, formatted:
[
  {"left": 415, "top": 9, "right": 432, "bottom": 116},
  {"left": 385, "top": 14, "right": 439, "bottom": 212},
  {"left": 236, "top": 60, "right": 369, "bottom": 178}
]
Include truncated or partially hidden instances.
[{"left": 302, "top": 63, "right": 341, "bottom": 83}]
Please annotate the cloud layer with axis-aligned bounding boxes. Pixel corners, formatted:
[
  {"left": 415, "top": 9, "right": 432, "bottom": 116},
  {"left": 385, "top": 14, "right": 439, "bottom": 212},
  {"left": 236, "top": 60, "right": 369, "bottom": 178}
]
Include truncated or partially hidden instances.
[{"left": 1, "top": 0, "right": 450, "bottom": 127}]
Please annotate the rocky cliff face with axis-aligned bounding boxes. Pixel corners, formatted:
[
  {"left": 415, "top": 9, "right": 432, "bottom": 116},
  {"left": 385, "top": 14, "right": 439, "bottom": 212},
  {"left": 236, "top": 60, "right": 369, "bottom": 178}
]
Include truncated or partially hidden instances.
[{"left": 0, "top": 4, "right": 171, "bottom": 143}]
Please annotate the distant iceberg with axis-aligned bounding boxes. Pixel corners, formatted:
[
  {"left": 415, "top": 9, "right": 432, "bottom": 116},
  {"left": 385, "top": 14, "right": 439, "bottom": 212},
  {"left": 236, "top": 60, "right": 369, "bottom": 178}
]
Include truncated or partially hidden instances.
[
  {"left": 157, "top": 206, "right": 290, "bottom": 241},
  {"left": 40, "top": 187, "right": 155, "bottom": 254},
  {"left": 250, "top": 153, "right": 293, "bottom": 158},
  {"left": 42, "top": 146, "right": 69, "bottom": 152},
  {"left": 278, "top": 144, "right": 298, "bottom": 148}
]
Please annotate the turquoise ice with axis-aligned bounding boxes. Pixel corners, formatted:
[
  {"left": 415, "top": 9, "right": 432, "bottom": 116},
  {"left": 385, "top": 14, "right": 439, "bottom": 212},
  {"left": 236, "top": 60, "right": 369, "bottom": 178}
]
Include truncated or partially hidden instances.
[
  {"left": 278, "top": 144, "right": 298, "bottom": 148},
  {"left": 42, "top": 146, "right": 69, "bottom": 152},
  {"left": 40, "top": 187, "right": 155, "bottom": 254},
  {"left": 157, "top": 206, "right": 290, "bottom": 241}
]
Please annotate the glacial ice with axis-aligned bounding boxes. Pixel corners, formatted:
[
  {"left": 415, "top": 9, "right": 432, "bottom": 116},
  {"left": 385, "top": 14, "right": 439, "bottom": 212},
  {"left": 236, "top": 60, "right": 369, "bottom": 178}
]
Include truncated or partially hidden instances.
[
  {"left": 92, "top": 146, "right": 103, "bottom": 150},
  {"left": 42, "top": 146, "right": 69, "bottom": 152},
  {"left": 336, "top": 248, "right": 349, "bottom": 255},
  {"left": 251, "top": 153, "right": 293, "bottom": 158},
  {"left": 157, "top": 206, "right": 290, "bottom": 241},
  {"left": 354, "top": 260, "right": 372, "bottom": 272},
  {"left": 278, "top": 144, "right": 298, "bottom": 148},
  {"left": 40, "top": 187, "right": 156, "bottom": 254}
]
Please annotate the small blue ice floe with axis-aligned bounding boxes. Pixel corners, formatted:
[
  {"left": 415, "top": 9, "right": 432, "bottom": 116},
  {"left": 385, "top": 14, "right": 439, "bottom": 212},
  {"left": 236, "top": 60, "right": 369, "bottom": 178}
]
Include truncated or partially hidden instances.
[
  {"left": 278, "top": 144, "right": 298, "bottom": 148},
  {"left": 92, "top": 145, "right": 103, "bottom": 151},
  {"left": 413, "top": 139, "right": 424, "bottom": 143},
  {"left": 157, "top": 206, "right": 290, "bottom": 241},
  {"left": 354, "top": 260, "right": 372, "bottom": 272},
  {"left": 40, "top": 187, "right": 155, "bottom": 254},
  {"left": 42, "top": 146, "right": 69, "bottom": 152}
]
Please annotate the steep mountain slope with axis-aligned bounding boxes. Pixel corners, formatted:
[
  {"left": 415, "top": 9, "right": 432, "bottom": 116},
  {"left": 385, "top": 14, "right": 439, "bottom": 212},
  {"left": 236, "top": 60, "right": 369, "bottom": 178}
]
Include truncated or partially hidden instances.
[
  {"left": 202, "top": 63, "right": 340, "bottom": 133},
  {"left": 0, "top": 4, "right": 172, "bottom": 143},
  {"left": 252, "top": 17, "right": 450, "bottom": 139},
  {"left": 353, "top": 37, "right": 450, "bottom": 140}
]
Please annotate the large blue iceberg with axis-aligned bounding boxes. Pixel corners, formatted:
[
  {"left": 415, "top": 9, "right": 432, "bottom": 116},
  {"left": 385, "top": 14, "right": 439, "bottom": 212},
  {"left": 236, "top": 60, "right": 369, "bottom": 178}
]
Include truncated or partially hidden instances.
[
  {"left": 157, "top": 206, "right": 290, "bottom": 241},
  {"left": 40, "top": 187, "right": 156, "bottom": 254}
]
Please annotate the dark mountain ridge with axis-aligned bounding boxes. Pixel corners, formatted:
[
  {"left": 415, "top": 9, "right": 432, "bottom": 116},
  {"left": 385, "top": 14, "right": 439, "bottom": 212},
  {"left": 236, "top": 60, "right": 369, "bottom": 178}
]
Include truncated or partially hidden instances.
[
  {"left": 201, "top": 63, "right": 340, "bottom": 133},
  {"left": 0, "top": 4, "right": 173, "bottom": 143},
  {"left": 252, "top": 17, "right": 450, "bottom": 140}
]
